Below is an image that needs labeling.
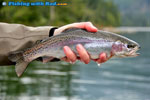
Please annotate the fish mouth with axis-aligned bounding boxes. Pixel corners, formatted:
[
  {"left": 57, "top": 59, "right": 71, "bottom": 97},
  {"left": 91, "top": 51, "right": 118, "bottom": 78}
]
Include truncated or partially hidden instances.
[{"left": 127, "top": 46, "right": 140, "bottom": 57}]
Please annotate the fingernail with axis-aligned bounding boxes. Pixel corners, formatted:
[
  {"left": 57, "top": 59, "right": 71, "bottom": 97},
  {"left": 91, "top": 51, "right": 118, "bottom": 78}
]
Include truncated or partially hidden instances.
[
  {"left": 69, "top": 61, "right": 75, "bottom": 64},
  {"left": 84, "top": 61, "right": 89, "bottom": 64},
  {"left": 92, "top": 26, "right": 98, "bottom": 32},
  {"left": 83, "top": 58, "right": 90, "bottom": 64}
]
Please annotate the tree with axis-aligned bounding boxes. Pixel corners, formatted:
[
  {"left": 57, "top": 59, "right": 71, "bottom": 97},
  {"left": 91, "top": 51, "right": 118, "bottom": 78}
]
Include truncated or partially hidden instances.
[{"left": 0, "top": 0, "right": 120, "bottom": 26}]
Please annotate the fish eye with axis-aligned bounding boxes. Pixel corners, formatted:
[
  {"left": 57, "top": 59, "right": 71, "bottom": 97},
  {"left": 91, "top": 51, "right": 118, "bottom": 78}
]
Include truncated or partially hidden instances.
[{"left": 127, "top": 44, "right": 135, "bottom": 48}]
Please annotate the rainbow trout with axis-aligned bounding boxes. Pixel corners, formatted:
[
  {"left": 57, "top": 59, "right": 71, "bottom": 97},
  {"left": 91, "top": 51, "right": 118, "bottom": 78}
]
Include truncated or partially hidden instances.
[{"left": 9, "top": 28, "right": 140, "bottom": 77}]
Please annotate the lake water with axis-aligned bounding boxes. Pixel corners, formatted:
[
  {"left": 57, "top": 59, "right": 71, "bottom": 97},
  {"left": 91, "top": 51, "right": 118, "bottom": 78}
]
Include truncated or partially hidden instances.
[{"left": 0, "top": 32, "right": 150, "bottom": 100}]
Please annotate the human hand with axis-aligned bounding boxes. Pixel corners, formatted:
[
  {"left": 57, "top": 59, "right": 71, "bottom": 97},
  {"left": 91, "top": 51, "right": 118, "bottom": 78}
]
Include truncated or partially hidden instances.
[
  {"left": 54, "top": 22, "right": 108, "bottom": 64},
  {"left": 54, "top": 22, "right": 97, "bottom": 35},
  {"left": 62, "top": 44, "right": 108, "bottom": 64}
]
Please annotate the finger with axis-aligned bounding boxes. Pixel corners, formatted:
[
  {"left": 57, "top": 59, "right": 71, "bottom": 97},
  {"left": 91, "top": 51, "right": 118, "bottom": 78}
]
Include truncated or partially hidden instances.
[
  {"left": 76, "top": 44, "right": 90, "bottom": 64},
  {"left": 72, "top": 22, "right": 97, "bottom": 32},
  {"left": 96, "top": 53, "right": 107, "bottom": 63},
  {"left": 63, "top": 46, "right": 77, "bottom": 62},
  {"left": 84, "top": 22, "right": 98, "bottom": 32},
  {"left": 54, "top": 22, "right": 97, "bottom": 35}
]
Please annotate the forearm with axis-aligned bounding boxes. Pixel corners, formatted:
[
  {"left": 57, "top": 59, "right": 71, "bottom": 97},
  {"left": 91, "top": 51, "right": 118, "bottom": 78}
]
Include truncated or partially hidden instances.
[{"left": 0, "top": 22, "right": 53, "bottom": 65}]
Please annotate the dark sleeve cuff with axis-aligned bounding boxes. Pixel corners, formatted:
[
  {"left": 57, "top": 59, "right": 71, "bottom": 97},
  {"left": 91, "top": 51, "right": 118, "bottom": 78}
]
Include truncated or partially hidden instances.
[{"left": 49, "top": 27, "right": 58, "bottom": 37}]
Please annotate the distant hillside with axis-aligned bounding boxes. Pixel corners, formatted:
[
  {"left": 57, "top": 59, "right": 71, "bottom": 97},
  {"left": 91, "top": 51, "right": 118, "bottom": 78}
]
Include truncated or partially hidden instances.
[{"left": 113, "top": 0, "right": 150, "bottom": 26}]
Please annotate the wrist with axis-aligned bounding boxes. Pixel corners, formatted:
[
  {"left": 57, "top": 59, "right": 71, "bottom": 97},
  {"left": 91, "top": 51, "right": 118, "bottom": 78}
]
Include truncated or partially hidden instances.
[{"left": 49, "top": 27, "right": 58, "bottom": 37}]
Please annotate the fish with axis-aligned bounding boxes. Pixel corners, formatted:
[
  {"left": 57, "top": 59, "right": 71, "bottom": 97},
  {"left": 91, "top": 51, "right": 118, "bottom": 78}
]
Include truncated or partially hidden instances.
[{"left": 8, "top": 28, "right": 140, "bottom": 77}]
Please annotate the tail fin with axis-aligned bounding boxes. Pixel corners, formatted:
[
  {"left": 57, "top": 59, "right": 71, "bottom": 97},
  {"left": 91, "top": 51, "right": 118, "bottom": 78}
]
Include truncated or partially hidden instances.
[{"left": 8, "top": 51, "right": 29, "bottom": 77}]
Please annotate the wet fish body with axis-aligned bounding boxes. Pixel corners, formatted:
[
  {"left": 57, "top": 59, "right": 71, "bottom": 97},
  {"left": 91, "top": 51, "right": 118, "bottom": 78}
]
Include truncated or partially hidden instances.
[{"left": 9, "top": 28, "right": 140, "bottom": 77}]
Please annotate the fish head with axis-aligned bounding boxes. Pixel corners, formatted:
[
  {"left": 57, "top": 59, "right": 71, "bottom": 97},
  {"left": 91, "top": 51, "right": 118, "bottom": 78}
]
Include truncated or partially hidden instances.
[{"left": 111, "top": 38, "right": 140, "bottom": 58}]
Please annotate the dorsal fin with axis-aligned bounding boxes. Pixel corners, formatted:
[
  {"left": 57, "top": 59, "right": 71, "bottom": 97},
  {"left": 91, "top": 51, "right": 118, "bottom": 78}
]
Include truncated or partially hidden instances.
[
  {"left": 61, "top": 28, "right": 84, "bottom": 34},
  {"left": 35, "top": 37, "right": 51, "bottom": 45}
]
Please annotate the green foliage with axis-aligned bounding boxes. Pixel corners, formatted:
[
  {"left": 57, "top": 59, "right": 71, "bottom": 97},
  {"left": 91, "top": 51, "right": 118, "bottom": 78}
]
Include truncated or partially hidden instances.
[
  {"left": 85, "top": 0, "right": 120, "bottom": 26},
  {"left": 0, "top": 0, "right": 120, "bottom": 26}
]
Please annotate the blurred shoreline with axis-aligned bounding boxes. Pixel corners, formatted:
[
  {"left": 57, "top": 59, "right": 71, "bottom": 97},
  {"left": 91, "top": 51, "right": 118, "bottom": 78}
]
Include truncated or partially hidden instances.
[{"left": 102, "top": 27, "right": 150, "bottom": 33}]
